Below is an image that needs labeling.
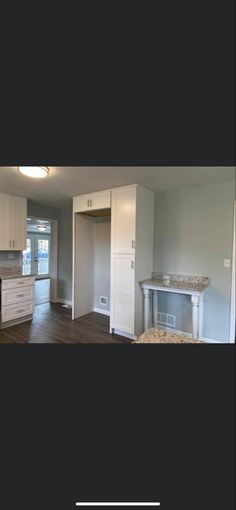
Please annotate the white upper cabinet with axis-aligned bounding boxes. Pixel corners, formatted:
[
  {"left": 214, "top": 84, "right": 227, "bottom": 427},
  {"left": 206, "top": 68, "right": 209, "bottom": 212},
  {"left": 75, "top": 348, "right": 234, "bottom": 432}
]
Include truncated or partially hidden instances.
[
  {"left": 91, "top": 190, "right": 111, "bottom": 211},
  {"left": 12, "top": 196, "right": 27, "bottom": 250},
  {"left": 73, "top": 190, "right": 111, "bottom": 213},
  {"left": 0, "top": 192, "right": 27, "bottom": 251},
  {"left": 73, "top": 194, "right": 92, "bottom": 213},
  {"left": 111, "top": 185, "right": 136, "bottom": 253},
  {"left": 0, "top": 193, "right": 10, "bottom": 250}
]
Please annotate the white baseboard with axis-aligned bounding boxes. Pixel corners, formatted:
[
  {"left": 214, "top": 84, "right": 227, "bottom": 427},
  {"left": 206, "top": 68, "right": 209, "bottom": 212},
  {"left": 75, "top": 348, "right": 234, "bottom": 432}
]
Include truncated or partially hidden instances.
[
  {"left": 156, "top": 324, "right": 223, "bottom": 344},
  {"left": 56, "top": 298, "right": 72, "bottom": 306},
  {"left": 113, "top": 328, "right": 137, "bottom": 341},
  {"left": 200, "top": 337, "right": 224, "bottom": 344},
  {"left": 93, "top": 307, "right": 110, "bottom": 317}
]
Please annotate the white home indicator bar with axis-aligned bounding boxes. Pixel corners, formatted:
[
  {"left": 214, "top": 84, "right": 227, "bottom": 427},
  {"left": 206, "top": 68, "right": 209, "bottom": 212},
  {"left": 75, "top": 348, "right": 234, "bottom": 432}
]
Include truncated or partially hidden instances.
[{"left": 76, "top": 504, "right": 160, "bottom": 507}]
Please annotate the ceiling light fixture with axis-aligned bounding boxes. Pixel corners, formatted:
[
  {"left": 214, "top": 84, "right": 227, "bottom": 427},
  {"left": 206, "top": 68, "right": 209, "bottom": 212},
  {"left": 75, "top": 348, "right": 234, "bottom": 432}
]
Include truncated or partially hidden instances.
[
  {"left": 18, "top": 166, "right": 49, "bottom": 178},
  {"left": 37, "top": 225, "right": 47, "bottom": 232}
]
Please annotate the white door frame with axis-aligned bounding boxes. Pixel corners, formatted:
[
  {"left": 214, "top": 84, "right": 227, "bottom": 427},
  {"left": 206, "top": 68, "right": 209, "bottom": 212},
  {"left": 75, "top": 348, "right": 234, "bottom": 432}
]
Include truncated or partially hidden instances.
[
  {"left": 27, "top": 216, "right": 58, "bottom": 303},
  {"left": 229, "top": 201, "right": 235, "bottom": 343}
]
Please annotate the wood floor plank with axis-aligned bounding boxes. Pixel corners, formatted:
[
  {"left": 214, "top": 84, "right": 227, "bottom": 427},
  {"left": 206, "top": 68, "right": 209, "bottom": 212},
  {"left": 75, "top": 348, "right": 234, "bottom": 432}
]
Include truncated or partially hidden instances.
[{"left": 0, "top": 303, "right": 131, "bottom": 344}]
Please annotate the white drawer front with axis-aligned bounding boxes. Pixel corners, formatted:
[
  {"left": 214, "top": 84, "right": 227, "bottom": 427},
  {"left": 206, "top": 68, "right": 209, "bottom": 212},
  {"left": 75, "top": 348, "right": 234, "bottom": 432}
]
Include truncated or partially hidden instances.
[
  {"left": 1, "top": 285, "right": 35, "bottom": 307},
  {"left": 1, "top": 300, "right": 34, "bottom": 323},
  {"left": 2, "top": 277, "right": 35, "bottom": 291}
]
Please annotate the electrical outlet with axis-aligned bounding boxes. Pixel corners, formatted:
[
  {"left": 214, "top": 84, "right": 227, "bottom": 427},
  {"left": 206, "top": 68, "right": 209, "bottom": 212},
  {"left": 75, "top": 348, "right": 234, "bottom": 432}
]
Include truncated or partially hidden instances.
[
  {"left": 224, "top": 259, "right": 230, "bottom": 268},
  {"left": 100, "top": 296, "right": 108, "bottom": 306}
]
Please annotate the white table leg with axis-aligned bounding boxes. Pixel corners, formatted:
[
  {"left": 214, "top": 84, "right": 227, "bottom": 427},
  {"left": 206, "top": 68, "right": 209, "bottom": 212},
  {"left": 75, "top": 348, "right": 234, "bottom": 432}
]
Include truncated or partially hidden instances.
[
  {"left": 198, "top": 294, "right": 204, "bottom": 340},
  {"left": 153, "top": 290, "right": 158, "bottom": 327},
  {"left": 191, "top": 295, "right": 200, "bottom": 339},
  {"left": 143, "top": 288, "right": 152, "bottom": 331}
]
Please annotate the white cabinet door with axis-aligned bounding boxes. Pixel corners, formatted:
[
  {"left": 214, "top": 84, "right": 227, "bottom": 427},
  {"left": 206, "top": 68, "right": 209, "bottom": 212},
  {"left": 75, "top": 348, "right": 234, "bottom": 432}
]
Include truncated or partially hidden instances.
[
  {"left": 12, "top": 196, "right": 27, "bottom": 250},
  {"left": 90, "top": 190, "right": 111, "bottom": 210},
  {"left": 111, "top": 254, "right": 135, "bottom": 334},
  {"left": 111, "top": 186, "right": 136, "bottom": 253},
  {"left": 74, "top": 191, "right": 111, "bottom": 213},
  {"left": 0, "top": 193, "right": 26, "bottom": 251},
  {"left": 0, "top": 193, "right": 10, "bottom": 250},
  {"left": 73, "top": 194, "right": 91, "bottom": 213}
]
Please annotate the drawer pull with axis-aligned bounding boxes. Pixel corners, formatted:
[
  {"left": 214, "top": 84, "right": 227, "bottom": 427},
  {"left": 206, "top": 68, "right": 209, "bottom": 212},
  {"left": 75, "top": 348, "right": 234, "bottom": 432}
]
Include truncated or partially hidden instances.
[
  {"left": 16, "top": 309, "right": 25, "bottom": 314},
  {"left": 17, "top": 282, "right": 24, "bottom": 285},
  {"left": 16, "top": 294, "right": 25, "bottom": 298}
]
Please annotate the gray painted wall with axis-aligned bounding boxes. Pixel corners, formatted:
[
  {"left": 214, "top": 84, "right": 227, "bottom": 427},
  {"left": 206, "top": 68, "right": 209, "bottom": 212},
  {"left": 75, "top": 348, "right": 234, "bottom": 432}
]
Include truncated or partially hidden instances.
[
  {"left": 57, "top": 206, "right": 73, "bottom": 302},
  {"left": 154, "top": 180, "right": 235, "bottom": 342},
  {"left": 94, "top": 217, "right": 111, "bottom": 312},
  {"left": 27, "top": 200, "right": 60, "bottom": 220}
]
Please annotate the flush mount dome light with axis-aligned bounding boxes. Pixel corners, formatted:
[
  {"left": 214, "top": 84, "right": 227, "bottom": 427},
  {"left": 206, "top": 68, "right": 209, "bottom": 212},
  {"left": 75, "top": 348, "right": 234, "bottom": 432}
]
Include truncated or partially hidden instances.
[
  {"left": 37, "top": 225, "right": 47, "bottom": 232},
  {"left": 18, "top": 166, "right": 49, "bottom": 178}
]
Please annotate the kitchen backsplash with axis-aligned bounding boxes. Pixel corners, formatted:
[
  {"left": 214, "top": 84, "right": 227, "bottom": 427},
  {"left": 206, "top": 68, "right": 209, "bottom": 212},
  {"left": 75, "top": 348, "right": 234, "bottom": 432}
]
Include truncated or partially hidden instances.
[{"left": 0, "top": 251, "right": 22, "bottom": 269}]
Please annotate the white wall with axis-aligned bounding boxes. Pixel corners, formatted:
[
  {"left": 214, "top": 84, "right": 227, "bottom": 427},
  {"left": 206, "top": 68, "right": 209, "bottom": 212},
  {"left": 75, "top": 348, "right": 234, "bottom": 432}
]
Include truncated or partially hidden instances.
[
  {"left": 94, "top": 217, "right": 111, "bottom": 312},
  {"left": 57, "top": 206, "right": 73, "bottom": 303},
  {"left": 154, "top": 180, "right": 235, "bottom": 342}
]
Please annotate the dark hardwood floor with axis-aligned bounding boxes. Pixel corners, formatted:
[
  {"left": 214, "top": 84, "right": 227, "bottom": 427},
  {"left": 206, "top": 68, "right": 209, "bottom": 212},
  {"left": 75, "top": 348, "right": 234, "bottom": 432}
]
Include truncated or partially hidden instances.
[{"left": 0, "top": 303, "right": 131, "bottom": 344}]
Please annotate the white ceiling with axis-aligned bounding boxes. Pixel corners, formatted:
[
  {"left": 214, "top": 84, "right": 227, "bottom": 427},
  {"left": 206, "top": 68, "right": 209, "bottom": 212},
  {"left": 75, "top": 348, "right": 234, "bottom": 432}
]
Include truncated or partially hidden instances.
[{"left": 0, "top": 166, "right": 235, "bottom": 208}]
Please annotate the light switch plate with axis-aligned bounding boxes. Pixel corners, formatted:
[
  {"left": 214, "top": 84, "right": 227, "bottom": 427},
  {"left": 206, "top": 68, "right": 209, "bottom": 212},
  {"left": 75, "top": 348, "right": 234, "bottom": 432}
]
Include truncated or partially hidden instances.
[{"left": 224, "top": 259, "right": 230, "bottom": 268}]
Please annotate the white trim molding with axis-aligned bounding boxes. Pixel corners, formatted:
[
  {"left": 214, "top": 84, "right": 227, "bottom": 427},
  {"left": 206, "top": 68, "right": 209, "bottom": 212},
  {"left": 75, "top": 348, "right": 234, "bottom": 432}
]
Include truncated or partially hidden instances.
[
  {"left": 113, "top": 328, "right": 137, "bottom": 341},
  {"left": 229, "top": 200, "right": 235, "bottom": 343},
  {"left": 56, "top": 298, "right": 72, "bottom": 306},
  {"left": 93, "top": 307, "right": 110, "bottom": 317}
]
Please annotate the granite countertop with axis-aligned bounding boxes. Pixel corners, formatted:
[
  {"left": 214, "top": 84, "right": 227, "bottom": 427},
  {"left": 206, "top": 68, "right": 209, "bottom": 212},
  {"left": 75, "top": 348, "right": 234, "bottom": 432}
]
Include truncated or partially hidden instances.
[
  {"left": 134, "top": 328, "right": 204, "bottom": 343},
  {"left": 141, "top": 272, "right": 210, "bottom": 293},
  {"left": 0, "top": 268, "right": 36, "bottom": 280}
]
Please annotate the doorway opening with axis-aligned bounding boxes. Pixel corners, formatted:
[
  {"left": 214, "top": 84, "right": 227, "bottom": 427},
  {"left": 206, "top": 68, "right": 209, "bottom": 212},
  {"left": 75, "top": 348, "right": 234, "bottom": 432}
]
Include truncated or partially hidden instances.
[
  {"left": 73, "top": 209, "right": 111, "bottom": 323},
  {"left": 22, "top": 217, "right": 57, "bottom": 306}
]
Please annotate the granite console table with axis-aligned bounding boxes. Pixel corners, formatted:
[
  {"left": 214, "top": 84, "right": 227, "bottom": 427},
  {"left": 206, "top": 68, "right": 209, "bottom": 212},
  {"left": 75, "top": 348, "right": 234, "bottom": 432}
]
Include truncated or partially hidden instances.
[{"left": 140, "top": 273, "right": 210, "bottom": 340}]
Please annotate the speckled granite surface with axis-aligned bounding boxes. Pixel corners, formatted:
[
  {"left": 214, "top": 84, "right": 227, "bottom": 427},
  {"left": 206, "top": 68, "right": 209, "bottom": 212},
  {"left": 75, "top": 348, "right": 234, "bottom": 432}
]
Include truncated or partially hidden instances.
[
  {"left": 0, "top": 267, "right": 35, "bottom": 280},
  {"left": 141, "top": 272, "right": 210, "bottom": 293},
  {"left": 134, "top": 328, "right": 204, "bottom": 344}
]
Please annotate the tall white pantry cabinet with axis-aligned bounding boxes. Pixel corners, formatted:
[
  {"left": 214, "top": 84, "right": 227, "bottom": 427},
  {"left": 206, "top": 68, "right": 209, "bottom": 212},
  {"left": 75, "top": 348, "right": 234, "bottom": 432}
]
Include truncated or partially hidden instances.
[{"left": 73, "top": 184, "right": 154, "bottom": 339}]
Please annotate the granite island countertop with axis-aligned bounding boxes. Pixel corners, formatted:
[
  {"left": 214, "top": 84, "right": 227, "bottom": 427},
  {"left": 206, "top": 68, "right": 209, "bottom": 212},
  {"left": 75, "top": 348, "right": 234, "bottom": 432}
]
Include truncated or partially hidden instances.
[{"left": 140, "top": 272, "right": 210, "bottom": 294}]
